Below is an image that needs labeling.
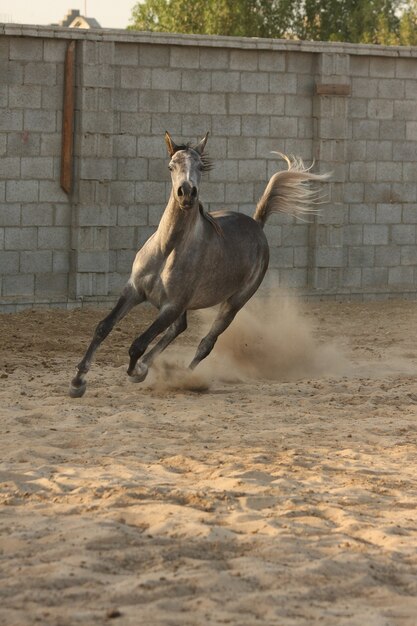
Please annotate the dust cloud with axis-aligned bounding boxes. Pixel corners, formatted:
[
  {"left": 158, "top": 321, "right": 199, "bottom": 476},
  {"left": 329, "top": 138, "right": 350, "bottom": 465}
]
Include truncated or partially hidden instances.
[{"left": 146, "top": 292, "right": 347, "bottom": 391}]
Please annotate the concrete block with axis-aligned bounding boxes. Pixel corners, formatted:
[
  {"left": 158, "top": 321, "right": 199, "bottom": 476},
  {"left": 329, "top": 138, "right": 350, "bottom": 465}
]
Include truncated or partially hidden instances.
[
  {"left": 148, "top": 158, "right": 169, "bottom": 182},
  {"left": 344, "top": 225, "right": 363, "bottom": 246},
  {"left": 40, "top": 133, "right": 61, "bottom": 157},
  {"left": 151, "top": 68, "right": 181, "bottom": 90},
  {"left": 115, "top": 250, "right": 135, "bottom": 273},
  {"left": 285, "top": 96, "right": 312, "bottom": 118},
  {"left": 366, "top": 141, "right": 392, "bottom": 161},
  {"left": 402, "top": 205, "right": 417, "bottom": 223},
  {"left": 258, "top": 51, "right": 285, "bottom": 72},
  {"left": 257, "top": 94, "right": 285, "bottom": 116},
  {"left": 241, "top": 72, "right": 269, "bottom": 94},
  {"left": 5, "top": 227, "right": 37, "bottom": 250},
  {"left": 41, "top": 85, "right": 63, "bottom": 109},
  {"left": 352, "top": 77, "right": 378, "bottom": 98},
  {"left": 135, "top": 181, "right": 167, "bottom": 204},
  {"left": 316, "top": 245, "right": 345, "bottom": 267},
  {"left": 24, "top": 109, "right": 56, "bottom": 132},
  {"left": 225, "top": 182, "right": 254, "bottom": 204},
  {"left": 230, "top": 49, "right": 258, "bottom": 71},
  {"left": 83, "top": 65, "right": 115, "bottom": 89},
  {"left": 120, "top": 112, "right": 151, "bottom": 135},
  {"left": 394, "top": 100, "right": 417, "bottom": 122},
  {"left": 375, "top": 246, "right": 401, "bottom": 267},
  {"left": 390, "top": 225, "right": 416, "bottom": 245},
  {"left": 349, "top": 205, "right": 375, "bottom": 224},
  {"left": 117, "top": 158, "right": 148, "bottom": 181},
  {"left": 169, "top": 92, "right": 200, "bottom": 113},
  {"left": 352, "top": 120, "right": 379, "bottom": 140},
  {"left": 137, "top": 136, "right": 166, "bottom": 158},
  {"left": 35, "top": 272, "right": 68, "bottom": 295},
  {"left": 6, "top": 180, "right": 38, "bottom": 203},
  {"left": 269, "top": 73, "right": 297, "bottom": 95},
  {"left": 2, "top": 274, "right": 35, "bottom": 296},
  {"left": 376, "top": 204, "right": 402, "bottom": 224},
  {"left": 0, "top": 158, "right": 21, "bottom": 180},
  {"left": 200, "top": 93, "right": 227, "bottom": 115},
  {"left": 270, "top": 116, "right": 297, "bottom": 139},
  {"left": 139, "top": 43, "right": 170, "bottom": 67},
  {"left": 148, "top": 204, "right": 165, "bottom": 226},
  {"left": 199, "top": 48, "right": 229, "bottom": 70},
  {"left": 43, "top": 40, "right": 66, "bottom": 62},
  {"left": 0, "top": 204, "right": 21, "bottom": 227},
  {"left": 363, "top": 224, "right": 389, "bottom": 245},
  {"left": 227, "top": 137, "right": 256, "bottom": 159},
  {"left": 20, "top": 250, "right": 53, "bottom": 273},
  {"left": 182, "top": 70, "right": 211, "bottom": 92},
  {"left": 0, "top": 251, "right": 19, "bottom": 273},
  {"left": 170, "top": 46, "right": 200, "bottom": 69},
  {"left": 21, "top": 157, "right": 53, "bottom": 180},
  {"left": 392, "top": 183, "right": 417, "bottom": 202},
  {"left": 281, "top": 224, "right": 309, "bottom": 246},
  {"left": 280, "top": 268, "right": 308, "bottom": 288},
  {"left": 211, "top": 71, "right": 240, "bottom": 93},
  {"left": 110, "top": 181, "right": 135, "bottom": 205},
  {"left": 388, "top": 266, "right": 414, "bottom": 285},
  {"left": 364, "top": 184, "right": 391, "bottom": 204},
  {"left": 401, "top": 246, "right": 417, "bottom": 265},
  {"left": 114, "top": 89, "right": 139, "bottom": 112},
  {"left": 77, "top": 226, "right": 109, "bottom": 252},
  {"left": 208, "top": 159, "right": 238, "bottom": 182},
  {"left": 406, "top": 122, "right": 417, "bottom": 141},
  {"left": 349, "top": 162, "right": 376, "bottom": 182},
  {"left": 368, "top": 99, "right": 394, "bottom": 120},
  {"left": 241, "top": 116, "right": 269, "bottom": 137},
  {"left": 9, "top": 37, "right": 42, "bottom": 60},
  {"left": 140, "top": 90, "right": 170, "bottom": 113},
  {"left": 52, "top": 251, "right": 70, "bottom": 273},
  {"left": 38, "top": 227, "right": 70, "bottom": 250},
  {"left": 81, "top": 158, "right": 113, "bottom": 181},
  {"left": 350, "top": 98, "right": 367, "bottom": 119},
  {"left": 24, "top": 62, "right": 57, "bottom": 86},
  {"left": 362, "top": 267, "right": 388, "bottom": 287},
  {"left": 238, "top": 159, "right": 267, "bottom": 181},
  {"left": 114, "top": 42, "right": 139, "bottom": 66},
  {"left": 82, "top": 111, "right": 113, "bottom": 134},
  {"left": 376, "top": 162, "right": 402, "bottom": 183},
  {"left": 229, "top": 93, "right": 256, "bottom": 114},
  {"left": 9, "top": 85, "right": 41, "bottom": 109},
  {"left": 393, "top": 141, "right": 417, "bottom": 162},
  {"left": 212, "top": 115, "right": 241, "bottom": 137},
  {"left": 0, "top": 110, "right": 23, "bottom": 132},
  {"left": 405, "top": 80, "right": 417, "bottom": 99},
  {"left": 379, "top": 120, "right": 406, "bottom": 140},
  {"left": 268, "top": 246, "right": 293, "bottom": 269},
  {"left": 199, "top": 182, "right": 225, "bottom": 203},
  {"left": 395, "top": 58, "right": 416, "bottom": 79},
  {"left": 181, "top": 115, "right": 212, "bottom": 137},
  {"left": 21, "top": 204, "right": 54, "bottom": 226},
  {"left": 113, "top": 134, "right": 137, "bottom": 158}
]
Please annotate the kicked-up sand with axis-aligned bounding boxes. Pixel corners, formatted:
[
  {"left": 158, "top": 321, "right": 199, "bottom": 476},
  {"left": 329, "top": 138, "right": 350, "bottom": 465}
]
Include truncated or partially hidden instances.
[{"left": 0, "top": 296, "right": 417, "bottom": 625}]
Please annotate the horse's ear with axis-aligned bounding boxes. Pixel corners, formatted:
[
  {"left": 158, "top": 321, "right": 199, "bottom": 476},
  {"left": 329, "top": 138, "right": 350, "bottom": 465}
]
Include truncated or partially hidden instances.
[
  {"left": 165, "top": 131, "right": 178, "bottom": 157},
  {"left": 194, "top": 132, "right": 209, "bottom": 155}
]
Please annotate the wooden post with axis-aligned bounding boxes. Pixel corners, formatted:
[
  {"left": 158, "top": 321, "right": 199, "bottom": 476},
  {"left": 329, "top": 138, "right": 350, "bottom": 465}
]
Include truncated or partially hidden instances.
[{"left": 61, "top": 41, "right": 76, "bottom": 194}]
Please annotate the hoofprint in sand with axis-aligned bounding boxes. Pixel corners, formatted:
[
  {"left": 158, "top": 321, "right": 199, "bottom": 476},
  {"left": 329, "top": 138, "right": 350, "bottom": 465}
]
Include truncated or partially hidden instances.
[{"left": 1, "top": 298, "right": 417, "bottom": 625}]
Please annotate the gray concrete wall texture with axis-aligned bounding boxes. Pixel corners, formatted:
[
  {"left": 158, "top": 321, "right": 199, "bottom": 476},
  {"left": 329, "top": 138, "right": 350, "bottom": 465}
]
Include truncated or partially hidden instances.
[{"left": 1, "top": 24, "right": 417, "bottom": 310}]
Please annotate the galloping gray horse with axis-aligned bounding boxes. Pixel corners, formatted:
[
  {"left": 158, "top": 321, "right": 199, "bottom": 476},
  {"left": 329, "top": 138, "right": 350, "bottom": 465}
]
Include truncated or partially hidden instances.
[{"left": 69, "top": 132, "right": 327, "bottom": 397}]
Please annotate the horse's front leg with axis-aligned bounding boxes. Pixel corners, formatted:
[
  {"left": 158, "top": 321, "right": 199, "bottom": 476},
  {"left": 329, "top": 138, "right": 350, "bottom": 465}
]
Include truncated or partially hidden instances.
[
  {"left": 127, "top": 306, "right": 183, "bottom": 381},
  {"left": 69, "top": 285, "right": 142, "bottom": 398}
]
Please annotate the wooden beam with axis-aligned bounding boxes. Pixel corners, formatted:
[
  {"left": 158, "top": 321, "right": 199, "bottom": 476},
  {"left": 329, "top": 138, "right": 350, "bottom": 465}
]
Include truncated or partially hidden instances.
[
  {"left": 61, "top": 41, "right": 76, "bottom": 194},
  {"left": 315, "top": 83, "right": 351, "bottom": 96}
]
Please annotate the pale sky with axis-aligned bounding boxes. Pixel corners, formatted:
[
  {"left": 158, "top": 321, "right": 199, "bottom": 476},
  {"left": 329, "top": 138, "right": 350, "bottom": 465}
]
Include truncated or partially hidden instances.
[{"left": 0, "top": 0, "right": 137, "bottom": 30}]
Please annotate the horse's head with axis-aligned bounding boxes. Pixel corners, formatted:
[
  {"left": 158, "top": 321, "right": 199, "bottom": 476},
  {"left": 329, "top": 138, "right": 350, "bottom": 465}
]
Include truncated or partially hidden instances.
[{"left": 165, "top": 131, "right": 211, "bottom": 210}]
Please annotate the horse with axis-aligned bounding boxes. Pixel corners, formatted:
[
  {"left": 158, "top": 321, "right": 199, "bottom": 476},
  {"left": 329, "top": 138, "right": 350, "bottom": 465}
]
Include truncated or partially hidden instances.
[{"left": 69, "top": 131, "right": 328, "bottom": 397}]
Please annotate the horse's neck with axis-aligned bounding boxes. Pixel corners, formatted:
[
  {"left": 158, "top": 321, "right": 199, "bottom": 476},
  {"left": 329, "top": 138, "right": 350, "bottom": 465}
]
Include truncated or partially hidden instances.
[{"left": 156, "top": 193, "right": 201, "bottom": 253}]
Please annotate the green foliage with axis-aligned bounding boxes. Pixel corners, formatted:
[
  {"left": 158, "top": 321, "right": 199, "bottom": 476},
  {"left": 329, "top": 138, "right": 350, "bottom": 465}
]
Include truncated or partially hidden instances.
[{"left": 128, "top": 0, "right": 417, "bottom": 46}]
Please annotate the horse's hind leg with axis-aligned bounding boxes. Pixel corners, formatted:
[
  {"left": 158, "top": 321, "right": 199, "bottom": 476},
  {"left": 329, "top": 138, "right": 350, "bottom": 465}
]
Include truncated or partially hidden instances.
[
  {"left": 131, "top": 312, "right": 188, "bottom": 383},
  {"left": 189, "top": 301, "right": 240, "bottom": 371},
  {"left": 69, "top": 284, "right": 142, "bottom": 398}
]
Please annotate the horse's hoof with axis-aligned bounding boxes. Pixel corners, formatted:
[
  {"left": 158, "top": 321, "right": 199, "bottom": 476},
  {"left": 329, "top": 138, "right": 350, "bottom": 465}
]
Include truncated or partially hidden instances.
[
  {"left": 128, "top": 362, "right": 148, "bottom": 383},
  {"left": 69, "top": 379, "right": 87, "bottom": 398}
]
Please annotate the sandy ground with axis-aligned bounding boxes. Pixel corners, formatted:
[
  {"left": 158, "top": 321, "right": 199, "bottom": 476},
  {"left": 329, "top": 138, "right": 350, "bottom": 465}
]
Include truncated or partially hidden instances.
[{"left": 1, "top": 296, "right": 417, "bottom": 626}]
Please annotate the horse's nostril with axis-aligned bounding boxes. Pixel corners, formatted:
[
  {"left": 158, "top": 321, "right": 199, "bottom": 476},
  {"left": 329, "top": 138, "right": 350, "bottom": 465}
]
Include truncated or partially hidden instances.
[
  {"left": 191, "top": 186, "right": 197, "bottom": 197},
  {"left": 177, "top": 186, "right": 184, "bottom": 197}
]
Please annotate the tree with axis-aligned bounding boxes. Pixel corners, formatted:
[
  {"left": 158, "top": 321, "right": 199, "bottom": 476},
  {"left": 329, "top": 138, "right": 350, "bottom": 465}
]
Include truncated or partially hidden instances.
[{"left": 128, "top": 0, "right": 416, "bottom": 46}]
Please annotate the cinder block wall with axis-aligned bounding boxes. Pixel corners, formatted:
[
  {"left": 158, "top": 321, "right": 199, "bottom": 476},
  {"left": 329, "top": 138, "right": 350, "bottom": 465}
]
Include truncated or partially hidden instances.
[{"left": 1, "top": 25, "right": 417, "bottom": 310}]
